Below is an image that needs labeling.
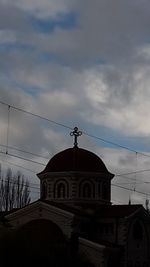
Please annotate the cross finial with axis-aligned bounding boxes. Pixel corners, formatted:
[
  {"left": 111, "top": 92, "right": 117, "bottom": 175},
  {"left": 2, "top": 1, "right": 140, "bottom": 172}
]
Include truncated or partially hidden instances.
[{"left": 70, "top": 127, "right": 82, "bottom": 147}]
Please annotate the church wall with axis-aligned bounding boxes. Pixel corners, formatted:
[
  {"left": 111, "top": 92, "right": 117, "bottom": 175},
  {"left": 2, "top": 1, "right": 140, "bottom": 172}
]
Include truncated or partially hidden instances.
[
  {"left": 92, "top": 218, "right": 127, "bottom": 266},
  {"left": 146, "top": 220, "right": 150, "bottom": 267},
  {"left": 116, "top": 219, "right": 127, "bottom": 246},
  {"left": 5, "top": 202, "right": 74, "bottom": 239},
  {"left": 4, "top": 145, "right": 150, "bottom": 267},
  {"left": 94, "top": 218, "right": 117, "bottom": 244},
  {"left": 93, "top": 217, "right": 130, "bottom": 247},
  {"left": 79, "top": 237, "right": 120, "bottom": 267},
  {"left": 125, "top": 218, "right": 149, "bottom": 267},
  {"left": 79, "top": 237, "right": 105, "bottom": 267}
]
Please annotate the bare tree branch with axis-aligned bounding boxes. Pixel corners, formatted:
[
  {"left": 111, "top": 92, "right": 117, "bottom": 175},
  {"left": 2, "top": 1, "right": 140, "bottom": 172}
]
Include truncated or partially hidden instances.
[{"left": 0, "top": 168, "right": 31, "bottom": 211}]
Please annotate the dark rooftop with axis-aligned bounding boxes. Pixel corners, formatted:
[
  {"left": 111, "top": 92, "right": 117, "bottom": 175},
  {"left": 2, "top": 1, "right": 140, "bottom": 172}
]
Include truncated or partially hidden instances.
[
  {"left": 42, "top": 200, "right": 144, "bottom": 219},
  {"left": 38, "top": 147, "right": 113, "bottom": 175},
  {"left": 93, "top": 204, "right": 144, "bottom": 218}
]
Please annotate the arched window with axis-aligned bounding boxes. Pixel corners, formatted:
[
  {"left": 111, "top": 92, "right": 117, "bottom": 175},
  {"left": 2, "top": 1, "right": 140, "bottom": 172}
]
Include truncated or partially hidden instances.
[
  {"left": 41, "top": 181, "right": 47, "bottom": 199},
  {"left": 83, "top": 183, "right": 92, "bottom": 198},
  {"left": 57, "top": 183, "right": 66, "bottom": 198},
  {"left": 54, "top": 180, "right": 69, "bottom": 199},
  {"left": 79, "top": 180, "right": 95, "bottom": 198}
]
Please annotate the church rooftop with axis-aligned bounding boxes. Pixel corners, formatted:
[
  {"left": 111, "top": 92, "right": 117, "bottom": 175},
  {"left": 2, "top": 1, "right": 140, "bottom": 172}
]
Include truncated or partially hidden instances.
[{"left": 38, "top": 147, "right": 112, "bottom": 175}]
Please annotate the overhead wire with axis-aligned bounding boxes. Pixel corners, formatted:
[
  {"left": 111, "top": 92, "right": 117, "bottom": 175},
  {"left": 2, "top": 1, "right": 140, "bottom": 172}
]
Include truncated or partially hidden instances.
[
  {"left": 1, "top": 145, "right": 150, "bottom": 179},
  {"left": 0, "top": 143, "right": 49, "bottom": 160},
  {"left": 111, "top": 183, "right": 150, "bottom": 197},
  {"left": 0, "top": 176, "right": 40, "bottom": 190},
  {"left": 1, "top": 150, "right": 150, "bottom": 198},
  {"left": 1, "top": 175, "right": 149, "bottom": 199},
  {"left": 1, "top": 100, "right": 150, "bottom": 200},
  {"left": 0, "top": 157, "right": 37, "bottom": 174},
  {"left": 1, "top": 147, "right": 150, "bottom": 198},
  {"left": 0, "top": 151, "right": 46, "bottom": 166},
  {"left": 1, "top": 99, "right": 150, "bottom": 159},
  {"left": 0, "top": 100, "right": 72, "bottom": 131},
  {"left": 1, "top": 143, "right": 150, "bottom": 181},
  {"left": 116, "top": 168, "right": 150, "bottom": 177}
]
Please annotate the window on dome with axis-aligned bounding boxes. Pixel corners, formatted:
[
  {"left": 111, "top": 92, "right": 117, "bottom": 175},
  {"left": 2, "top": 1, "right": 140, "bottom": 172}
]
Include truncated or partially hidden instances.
[
  {"left": 79, "top": 181, "right": 94, "bottom": 198},
  {"left": 54, "top": 180, "right": 69, "bottom": 199},
  {"left": 83, "top": 183, "right": 92, "bottom": 198},
  {"left": 57, "top": 183, "right": 66, "bottom": 198}
]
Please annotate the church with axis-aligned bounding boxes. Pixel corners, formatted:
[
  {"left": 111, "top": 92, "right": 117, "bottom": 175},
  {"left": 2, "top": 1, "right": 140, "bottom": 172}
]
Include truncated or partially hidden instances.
[{"left": 0, "top": 127, "right": 150, "bottom": 267}]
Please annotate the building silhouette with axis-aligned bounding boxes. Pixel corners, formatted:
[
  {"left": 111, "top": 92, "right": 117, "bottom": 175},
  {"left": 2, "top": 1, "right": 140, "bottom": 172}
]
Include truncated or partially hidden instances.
[{"left": 0, "top": 128, "right": 150, "bottom": 267}]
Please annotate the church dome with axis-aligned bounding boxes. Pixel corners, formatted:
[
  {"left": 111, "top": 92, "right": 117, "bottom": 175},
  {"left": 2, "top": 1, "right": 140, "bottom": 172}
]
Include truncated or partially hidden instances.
[{"left": 39, "top": 147, "right": 111, "bottom": 174}]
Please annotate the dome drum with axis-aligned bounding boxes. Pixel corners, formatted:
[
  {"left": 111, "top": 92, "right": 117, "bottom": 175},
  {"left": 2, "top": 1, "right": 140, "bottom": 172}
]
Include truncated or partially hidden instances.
[{"left": 37, "top": 147, "right": 114, "bottom": 205}]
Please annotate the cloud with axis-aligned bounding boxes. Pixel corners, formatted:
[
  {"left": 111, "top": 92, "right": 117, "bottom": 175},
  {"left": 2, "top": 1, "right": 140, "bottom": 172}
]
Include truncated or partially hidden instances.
[
  {"left": 1, "top": 0, "right": 150, "bottom": 66},
  {"left": 0, "top": 2, "right": 28, "bottom": 31},
  {"left": 2, "top": 0, "right": 73, "bottom": 19},
  {"left": 0, "top": 30, "right": 17, "bottom": 44},
  {"left": 96, "top": 146, "right": 150, "bottom": 205},
  {"left": 17, "top": 0, "right": 150, "bottom": 67},
  {"left": 81, "top": 63, "right": 150, "bottom": 136},
  {"left": 3, "top": 52, "right": 150, "bottom": 138},
  {"left": 1, "top": 41, "right": 150, "bottom": 138}
]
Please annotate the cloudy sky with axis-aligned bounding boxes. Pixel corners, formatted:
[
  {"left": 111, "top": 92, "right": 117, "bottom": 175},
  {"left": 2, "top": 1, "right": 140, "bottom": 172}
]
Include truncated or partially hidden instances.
[{"left": 0, "top": 0, "right": 150, "bottom": 205}]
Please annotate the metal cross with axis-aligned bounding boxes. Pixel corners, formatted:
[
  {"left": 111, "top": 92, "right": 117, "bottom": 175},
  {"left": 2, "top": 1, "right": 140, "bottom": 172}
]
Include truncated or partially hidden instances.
[{"left": 70, "top": 127, "right": 82, "bottom": 147}]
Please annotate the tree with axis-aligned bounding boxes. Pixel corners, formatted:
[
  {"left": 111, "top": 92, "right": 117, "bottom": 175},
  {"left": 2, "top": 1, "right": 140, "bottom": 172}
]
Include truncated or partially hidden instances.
[{"left": 0, "top": 168, "right": 31, "bottom": 211}]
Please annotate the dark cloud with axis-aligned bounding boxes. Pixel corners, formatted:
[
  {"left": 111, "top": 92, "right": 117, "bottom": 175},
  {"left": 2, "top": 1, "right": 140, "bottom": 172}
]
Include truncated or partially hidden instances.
[
  {"left": 22, "top": 0, "right": 150, "bottom": 67},
  {"left": 0, "top": 3, "right": 29, "bottom": 31}
]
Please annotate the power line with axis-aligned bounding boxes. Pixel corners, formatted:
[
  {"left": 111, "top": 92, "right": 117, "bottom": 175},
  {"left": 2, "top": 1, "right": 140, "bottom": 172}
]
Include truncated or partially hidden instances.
[
  {"left": 0, "top": 100, "right": 72, "bottom": 131},
  {"left": 0, "top": 157, "right": 37, "bottom": 174},
  {"left": 1, "top": 100, "right": 150, "bottom": 200},
  {"left": 2, "top": 145, "right": 150, "bottom": 186},
  {"left": 1, "top": 143, "right": 150, "bottom": 189},
  {"left": 1, "top": 99, "right": 150, "bottom": 160},
  {"left": 2, "top": 146, "right": 150, "bottom": 182},
  {"left": 2, "top": 153, "right": 150, "bottom": 197},
  {"left": 112, "top": 183, "right": 150, "bottom": 197},
  {"left": 0, "top": 143, "right": 49, "bottom": 160},
  {"left": 1, "top": 173, "right": 150, "bottom": 200},
  {"left": 83, "top": 130, "right": 150, "bottom": 159},
  {"left": 0, "top": 170, "right": 39, "bottom": 187},
  {"left": 111, "top": 198, "right": 126, "bottom": 204},
  {"left": 0, "top": 176, "right": 40, "bottom": 191},
  {"left": 2, "top": 141, "right": 150, "bottom": 179},
  {"left": 114, "top": 171, "right": 150, "bottom": 184},
  {"left": 0, "top": 151, "right": 46, "bottom": 166},
  {"left": 114, "top": 181, "right": 144, "bottom": 185},
  {"left": 116, "top": 168, "right": 150, "bottom": 177}
]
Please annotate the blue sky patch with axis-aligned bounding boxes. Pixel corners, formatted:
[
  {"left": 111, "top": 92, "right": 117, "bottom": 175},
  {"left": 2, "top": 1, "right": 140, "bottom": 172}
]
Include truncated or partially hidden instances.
[
  {"left": 38, "top": 52, "right": 60, "bottom": 63},
  {"left": 30, "top": 12, "right": 78, "bottom": 33},
  {"left": 0, "top": 43, "right": 34, "bottom": 52},
  {"left": 88, "top": 125, "right": 150, "bottom": 153}
]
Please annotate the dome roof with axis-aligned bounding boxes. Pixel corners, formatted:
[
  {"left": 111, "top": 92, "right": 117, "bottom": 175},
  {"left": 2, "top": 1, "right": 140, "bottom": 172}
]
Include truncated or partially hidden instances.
[{"left": 39, "top": 147, "right": 112, "bottom": 174}]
